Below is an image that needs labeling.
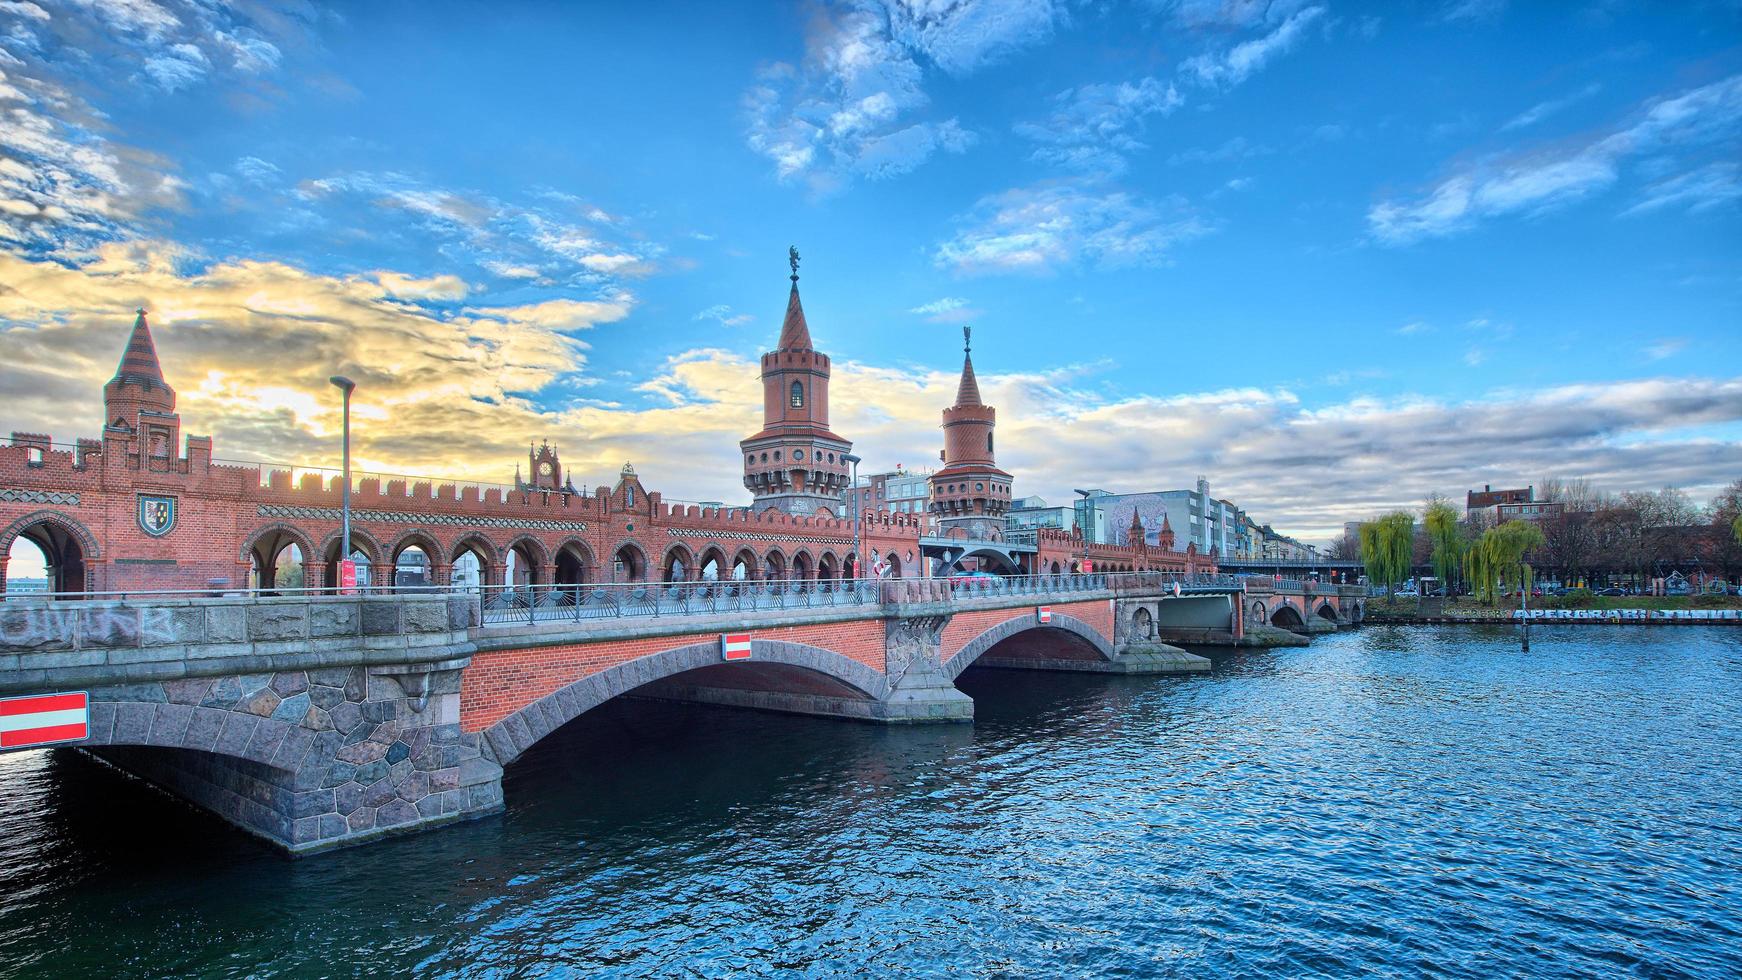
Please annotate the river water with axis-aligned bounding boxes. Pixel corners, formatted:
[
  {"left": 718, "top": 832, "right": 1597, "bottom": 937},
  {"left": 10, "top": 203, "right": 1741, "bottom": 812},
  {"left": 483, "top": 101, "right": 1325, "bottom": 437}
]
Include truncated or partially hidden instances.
[{"left": 1, "top": 625, "right": 1739, "bottom": 978}]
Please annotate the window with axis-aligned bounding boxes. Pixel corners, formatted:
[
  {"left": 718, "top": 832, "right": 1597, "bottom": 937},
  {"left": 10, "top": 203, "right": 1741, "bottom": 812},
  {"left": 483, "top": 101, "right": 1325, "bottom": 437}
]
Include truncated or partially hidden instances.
[
  {"left": 747, "top": 455, "right": 755, "bottom": 466},
  {"left": 625, "top": 484, "right": 636, "bottom": 507},
  {"left": 774, "top": 450, "right": 782, "bottom": 462},
  {"left": 794, "top": 449, "right": 804, "bottom": 461},
  {"left": 761, "top": 452, "right": 768, "bottom": 463},
  {"left": 976, "top": 483, "right": 985, "bottom": 492},
  {"left": 987, "top": 433, "right": 994, "bottom": 453},
  {"left": 790, "top": 381, "right": 804, "bottom": 408},
  {"left": 829, "top": 453, "right": 836, "bottom": 463}
]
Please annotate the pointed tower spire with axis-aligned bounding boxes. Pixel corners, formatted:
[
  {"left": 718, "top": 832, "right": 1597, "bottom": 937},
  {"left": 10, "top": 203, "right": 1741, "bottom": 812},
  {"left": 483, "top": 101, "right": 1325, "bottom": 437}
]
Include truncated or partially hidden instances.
[
  {"left": 777, "top": 245, "right": 813, "bottom": 351},
  {"left": 954, "top": 324, "right": 982, "bottom": 407},
  {"left": 115, "top": 308, "right": 166, "bottom": 388}
]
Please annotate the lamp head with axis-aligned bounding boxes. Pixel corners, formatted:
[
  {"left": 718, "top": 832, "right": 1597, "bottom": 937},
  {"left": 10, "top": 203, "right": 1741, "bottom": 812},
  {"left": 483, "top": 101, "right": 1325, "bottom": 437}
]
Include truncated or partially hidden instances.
[{"left": 329, "top": 375, "right": 356, "bottom": 394}]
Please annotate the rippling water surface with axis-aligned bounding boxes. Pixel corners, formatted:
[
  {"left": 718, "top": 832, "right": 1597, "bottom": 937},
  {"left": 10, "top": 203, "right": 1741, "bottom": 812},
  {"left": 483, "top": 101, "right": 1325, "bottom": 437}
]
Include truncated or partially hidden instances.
[{"left": 2, "top": 625, "right": 1740, "bottom": 977}]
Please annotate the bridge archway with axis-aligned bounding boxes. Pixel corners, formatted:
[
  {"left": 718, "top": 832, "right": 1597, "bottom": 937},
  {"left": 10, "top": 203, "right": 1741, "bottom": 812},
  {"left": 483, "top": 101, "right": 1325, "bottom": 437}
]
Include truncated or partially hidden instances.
[
  {"left": 1316, "top": 602, "right": 1338, "bottom": 622},
  {"left": 2, "top": 510, "right": 99, "bottom": 595},
  {"left": 610, "top": 541, "right": 648, "bottom": 583},
  {"left": 388, "top": 530, "right": 440, "bottom": 589},
  {"left": 661, "top": 543, "right": 693, "bottom": 583},
  {"left": 240, "top": 523, "right": 313, "bottom": 593},
  {"left": 320, "top": 529, "right": 381, "bottom": 591},
  {"left": 790, "top": 550, "right": 813, "bottom": 581},
  {"left": 817, "top": 552, "right": 838, "bottom": 581},
  {"left": 1270, "top": 604, "right": 1306, "bottom": 633},
  {"left": 552, "top": 539, "right": 592, "bottom": 587},
  {"left": 944, "top": 612, "right": 1116, "bottom": 681},
  {"left": 450, "top": 536, "right": 498, "bottom": 589},
  {"left": 732, "top": 548, "right": 757, "bottom": 581},
  {"left": 482, "top": 639, "right": 892, "bottom": 766},
  {"left": 505, "top": 536, "right": 548, "bottom": 586},
  {"left": 762, "top": 549, "right": 787, "bottom": 581},
  {"left": 1131, "top": 606, "right": 1155, "bottom": 640},
  {"left": 697, "top": 546, "right": 728, "bottom": 582}
]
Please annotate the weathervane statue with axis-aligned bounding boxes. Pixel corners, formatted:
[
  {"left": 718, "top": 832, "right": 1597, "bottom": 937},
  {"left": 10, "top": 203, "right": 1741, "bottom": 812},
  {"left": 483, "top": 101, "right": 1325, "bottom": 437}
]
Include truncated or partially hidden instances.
[
  {"left": 789, "top": 244, "right": 800, "bottom": 281},
  {"left": 964, "top": 324, "right": 972, "bottom": 353}
]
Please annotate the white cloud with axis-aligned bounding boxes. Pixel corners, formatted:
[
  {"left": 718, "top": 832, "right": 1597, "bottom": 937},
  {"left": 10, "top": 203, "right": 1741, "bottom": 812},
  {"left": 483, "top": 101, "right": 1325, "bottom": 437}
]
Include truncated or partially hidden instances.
[
  {"left": 1179, "top": 5, "right": 1326, "bottom": 90},
  {"left": 744, "top": 0, "right": 1064, "bottom": 189},
  {"left": 1016, "top": 76, "right": 1182, "bottom": 176},
  {"left": 935, "top": 182, "right": 1211, "bottom": 275},
  {"left": 1646, "top": 339, "right": 1687, "bottom": 361},
  {"left": 1441, "top": 0, "right": 1507, "bottom": 23},
  {"left": 908, "top": 295, "right": 980, "bottom": 323},
  {"left": 694, "top": 304, "right": 754, "bottom": 327},
  {"left": 1502, "top": 83, "right": 1601, "bottom": 131},
  {"left": 142, "top": 41, "right": 209, "bottom": 91},
  {"left": 1371, "top": 74, "right": 1742, "bottom": 244},
  {"left": 377, "top": 272, "right": 468, "bottom": 301},
  {"left": 1622, "top": 162, "right": 1742, "bottom": 217},
  {"left": 1396, "top": 321, "right": 1430, "bottom": 336},
  {"left": 234, "top": 155, "right": 281, "bottom": 186}
]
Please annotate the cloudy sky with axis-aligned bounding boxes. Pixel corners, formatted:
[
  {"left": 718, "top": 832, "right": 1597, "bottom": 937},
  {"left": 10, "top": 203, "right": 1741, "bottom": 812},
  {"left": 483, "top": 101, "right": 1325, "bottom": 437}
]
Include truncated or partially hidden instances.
[{"left": 2, "top": 0, "right": 1739, "bottom": 545}]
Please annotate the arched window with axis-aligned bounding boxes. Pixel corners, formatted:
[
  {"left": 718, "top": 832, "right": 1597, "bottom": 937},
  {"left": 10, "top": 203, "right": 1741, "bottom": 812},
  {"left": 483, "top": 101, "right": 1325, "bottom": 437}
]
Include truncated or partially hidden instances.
[
  {"left": 790, "top": 381, "right": 804, "bottom": 408},
  {"left": 987, "top": 432, "right": 994, "bottom": 453}
]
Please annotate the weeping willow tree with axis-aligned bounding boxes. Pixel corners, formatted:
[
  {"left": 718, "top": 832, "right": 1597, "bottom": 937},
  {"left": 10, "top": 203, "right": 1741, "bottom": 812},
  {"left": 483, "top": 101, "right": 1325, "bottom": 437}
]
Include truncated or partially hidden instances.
[
  {"left": 1465, "top": 520, "right": 1546, "bottom": 606},
  {"left": 1360, "top": 511, "right": 1415, "bottom": 604},
  {"left": 1424, "top": 501, "right": 1463, "bottom": 593},
  {"left": 1733, "top": 513, "right": 1742, "bottom": 545}
]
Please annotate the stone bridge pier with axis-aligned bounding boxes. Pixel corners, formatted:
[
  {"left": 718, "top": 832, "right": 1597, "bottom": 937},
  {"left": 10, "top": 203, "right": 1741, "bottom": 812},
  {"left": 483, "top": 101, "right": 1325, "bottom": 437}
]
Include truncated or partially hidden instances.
[{"left": 0, "top": 595, "right": 503, "bottom": 854}]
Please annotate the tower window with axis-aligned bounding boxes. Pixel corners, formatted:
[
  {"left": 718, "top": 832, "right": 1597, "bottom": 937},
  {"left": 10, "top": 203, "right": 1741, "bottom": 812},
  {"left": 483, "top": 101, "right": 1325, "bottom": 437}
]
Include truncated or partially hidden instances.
[
  {"left": 790, "top": 381, "right": 804, "bottom": 408},
  {"left": 988, "top": 433, "right": 994, "bottom": 453}
]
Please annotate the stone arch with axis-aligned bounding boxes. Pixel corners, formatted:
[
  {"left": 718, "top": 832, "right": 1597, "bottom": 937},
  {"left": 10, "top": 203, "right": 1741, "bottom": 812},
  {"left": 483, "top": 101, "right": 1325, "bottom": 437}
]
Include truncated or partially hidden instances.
[
  {"left": 553, "top": 538, "right": 593, "bottom": 586},
  {"left": 1250, "top": 599, "right": 1267, "bottom": 622},
  {"left": 239, "top": 521, "right": 317, "bottom": 592},
  {"left": 450, "top": 535, "right": 499, "bottom": 589},
  {"left": 81, "top": 697, "right": 303, "bottom": 773},
  {"left": 944, "top": 612, "right": 1116, "bottom": 681},
  {"left": 1131, "top": 606, "right": 1155, "bottom": 640},
  {"left": 387, "top": 529, "right": 442, "bottom": 588},
  {"left": 731, "top": 547, "right": 757, "bottom": 581},
  {"left": 504, "top": 535, "right": 549, "bottom": 586},
  {"left": 789, "top": 548, "right": 814, "bottom": 581},
  {"left": 2, "top": 509, "right": 101, "bottom": 594},
  {"left": 696, "top": 545, "right": 729, "bottom": 581},
  {"left": 481, "top": 639, "right": 893, "bottom": 766},
  {"left": 607, "top": 539, "right": 649, "bottom": 583},
  {"left": 1316, "top": 602, "right": 1338, "bottom": 622},
  {"left": 320, "top": 527, "right": 383, "bottom": 590},
  {"left": 762, "top": 548, "right": 787, "bottom": 581},
  {"left": 1270, "top": 604, "right": 1306, "bottom": 633},
  {"left": 816, "top": 550, "right": 839, "bottom": 581},
  {"left": 661, "top": 542, "right": 694, "bottom": 583}
]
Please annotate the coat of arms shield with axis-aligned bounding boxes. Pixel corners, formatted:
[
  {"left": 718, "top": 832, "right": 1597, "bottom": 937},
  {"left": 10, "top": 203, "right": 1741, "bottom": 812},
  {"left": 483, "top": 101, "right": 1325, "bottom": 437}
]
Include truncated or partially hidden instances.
[{"left": 138, "top": 495, "right": 176, "bottom": 537}]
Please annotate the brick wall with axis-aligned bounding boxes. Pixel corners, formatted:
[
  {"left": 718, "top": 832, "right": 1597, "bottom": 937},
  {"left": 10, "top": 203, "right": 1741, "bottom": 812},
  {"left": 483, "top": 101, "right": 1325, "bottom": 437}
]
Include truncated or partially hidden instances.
[
  {"left": 938, "top": 599, "right": 1113, "bottom": 666},
  {"left": 460, "top": 619, "right": 890, "bottom": 732}
]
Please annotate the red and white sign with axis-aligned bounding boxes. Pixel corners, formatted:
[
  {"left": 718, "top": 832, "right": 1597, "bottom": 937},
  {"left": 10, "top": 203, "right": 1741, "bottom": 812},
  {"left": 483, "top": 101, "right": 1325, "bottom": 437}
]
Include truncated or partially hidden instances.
[
  {"left": 338, "top": 559, "right": 358, "bottom": 595},
  {"left": 0, "top": 691, "right": 89, "bottom": 749},
  {"left": 720, "top": 632, "right": 753, "bottom": 661},
  {"left": 1037, "top": 606, "right": 1052, "bottom": 624},
  {"left": 1081, "top": 560, "right": 1094, "bottom": 573}
]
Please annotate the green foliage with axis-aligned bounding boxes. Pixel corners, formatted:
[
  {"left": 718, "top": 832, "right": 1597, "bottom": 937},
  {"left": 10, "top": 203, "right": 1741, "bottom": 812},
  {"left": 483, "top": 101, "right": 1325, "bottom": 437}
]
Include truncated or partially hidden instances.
[
  {"left": 1464, "top": 520, "right": 1547, "bottom": 605},
  {"left": 1733, "top": 513, "right": 1742, "bottom": 545},
  {"left": 1360, "top": 511, "right": 1415, "bottom": 603},
  {"left": 1424, "top": 501, "right": 1463, "bottom": 590}
]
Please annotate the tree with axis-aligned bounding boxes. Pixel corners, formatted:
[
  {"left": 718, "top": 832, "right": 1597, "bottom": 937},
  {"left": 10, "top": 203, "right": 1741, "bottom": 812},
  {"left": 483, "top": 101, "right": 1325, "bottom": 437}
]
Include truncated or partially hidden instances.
[
  {"left": 1327, "top": 530, "right": 1360, "bottom": 561},
  {"left": 1734, "top": 514, "right": 1742, "bottom": 546},
  {"left": 1423, "top": 500, "right": 1463, "bottom": 592},
  {"left": 1465, "top": 520, "right": 1547, "bottom": 605},
  {"left": 1537, "top": 476, "right": 1609, "bottom": 511},
  {"left": 1360, "top": 511, "right": 1414, "bottom": 604},
  {"left": 1540, "top": 510, "right": 1597, "bottom": 586}
]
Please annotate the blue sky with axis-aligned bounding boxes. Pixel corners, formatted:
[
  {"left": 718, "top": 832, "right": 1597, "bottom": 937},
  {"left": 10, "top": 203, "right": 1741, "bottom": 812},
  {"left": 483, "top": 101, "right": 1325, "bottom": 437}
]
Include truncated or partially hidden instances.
[{"left": 1, "top": 0, "right": 1739, "bottom": 544}]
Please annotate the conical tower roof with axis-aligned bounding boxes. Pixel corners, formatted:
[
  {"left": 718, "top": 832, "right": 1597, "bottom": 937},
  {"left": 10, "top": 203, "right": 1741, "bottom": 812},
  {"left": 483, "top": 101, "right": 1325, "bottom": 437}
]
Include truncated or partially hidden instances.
[
  {"left": 954, "top": 325, "right": 982, "bottom": 407},
  {"left": 115, "top": 308, "right": 166, "bottom": 388},
  {"left": 777, "top": 281, "right": 813, "bottom": 351}
]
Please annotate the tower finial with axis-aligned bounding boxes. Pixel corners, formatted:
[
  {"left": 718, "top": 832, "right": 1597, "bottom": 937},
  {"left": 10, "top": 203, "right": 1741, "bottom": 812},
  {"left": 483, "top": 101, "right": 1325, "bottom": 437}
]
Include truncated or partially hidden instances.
[
  {"left": 963, "top": 324, "right": 971, "bottom": 354},
  {"left": 788, "top": 244, "right": 800, "bottom": 282}
]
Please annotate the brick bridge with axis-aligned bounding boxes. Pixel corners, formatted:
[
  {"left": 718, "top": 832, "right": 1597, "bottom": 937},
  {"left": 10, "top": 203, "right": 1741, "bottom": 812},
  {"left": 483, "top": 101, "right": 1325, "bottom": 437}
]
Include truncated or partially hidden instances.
[{"left": 0, "top": 573, "right": 1351, "bottom": 855}]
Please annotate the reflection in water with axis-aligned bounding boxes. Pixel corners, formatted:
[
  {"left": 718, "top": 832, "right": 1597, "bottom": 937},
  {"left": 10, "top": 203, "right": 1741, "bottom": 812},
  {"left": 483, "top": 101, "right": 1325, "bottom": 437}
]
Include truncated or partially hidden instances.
[{"left": 1, "top": 626, "right": 1740, "bottom": 976}]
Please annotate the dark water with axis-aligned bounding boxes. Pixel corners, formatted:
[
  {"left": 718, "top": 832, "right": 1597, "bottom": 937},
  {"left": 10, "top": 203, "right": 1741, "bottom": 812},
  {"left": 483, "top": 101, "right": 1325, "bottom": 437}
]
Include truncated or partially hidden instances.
[{"left": 2, "top": 626, "right": 1740, "bottom": 978}]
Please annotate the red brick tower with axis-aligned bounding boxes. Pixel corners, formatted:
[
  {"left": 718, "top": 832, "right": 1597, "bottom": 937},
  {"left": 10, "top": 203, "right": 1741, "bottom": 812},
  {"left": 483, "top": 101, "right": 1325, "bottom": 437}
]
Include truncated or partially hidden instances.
[
  {"left": 930, "top": 326, "right": 1012, "bottom": 541},
  {"left": 740, "top": 248, "right": 853, "bottom": 516},
  {"left": 103, "top": 308, "right": 181, "bottom": 459}
]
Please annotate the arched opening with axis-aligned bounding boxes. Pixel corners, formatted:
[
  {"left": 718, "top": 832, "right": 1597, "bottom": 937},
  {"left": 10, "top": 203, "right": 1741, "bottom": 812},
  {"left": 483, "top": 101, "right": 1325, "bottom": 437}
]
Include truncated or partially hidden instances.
[
  {"left": 948, "top": 616, "right": 1115, "bottom": 682},
  {"left": 843, "top": 552, "right": 858, "bottom": 580},
  {"left": 450, "top": 538, "right": 494, "bottom": 590},
  {"left": 393, "top": 544, "right": 432, "bottom": 589},
  {"left": 697, "top": 547, "right": 727, "bottom": 582},
  {"left": 5, "top": 518, "right": 89, "bottom": 595},
  {"left": 612, "top": 543, "right": 647, "bottom": 583},
  {"left": 662, "top": 546, "right": 692, "bottom": 583},
  {"left": 790, "top": 380, "right": 804, "bottom": 408},
  {"left": 554, "top": 543, "right": 590, "bottom": 587},
  {"left": 731, "top": 549, "right": 755, "bottom": 581},
  {"left": 506, "top": 540, "right": 543, "bottom": 587},
  {"left": 452, "top": 551, "right": 483, "bottom": 591},
  {"left": 1132, "top": 606, "right": 1155, "bottom": 640},
  {"left": 883, "top": 553, "right": 903, "bottom": 579},
  {"left": 1049, "top": 561, "right": 1062, "bottom": 575},
  {"left": 1316, "top": 603, "right": 1338, "bottom": 622},
  {"left": 1270, "top": 605, "right": 1306, "bottom": 634},
  {"left": 817, "top": 553, "right": 837, "bottom": 582},
  {"left": 243, "top": 526, "right": 310, "bottom": 592},
  {"left": 317, "top": 531, "right": 379, "bottom": 594},
  {"left": 790, "top": 551, "right": 813, "bottom": 581},
  {"left": 762, "top": 549, "right": 786, "bottom": 581}
]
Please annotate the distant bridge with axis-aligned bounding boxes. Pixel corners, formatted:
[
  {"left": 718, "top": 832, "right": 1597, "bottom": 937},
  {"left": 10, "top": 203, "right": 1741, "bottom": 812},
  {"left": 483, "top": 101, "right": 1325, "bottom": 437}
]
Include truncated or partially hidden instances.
[{"left": 0, "top": 572, "right": 1360, "bottom": 854}]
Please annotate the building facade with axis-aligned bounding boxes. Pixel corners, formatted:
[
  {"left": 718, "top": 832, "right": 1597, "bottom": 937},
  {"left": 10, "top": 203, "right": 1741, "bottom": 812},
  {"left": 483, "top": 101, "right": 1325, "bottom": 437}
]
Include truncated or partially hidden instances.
[{"left": 929, "top": 328, "right": 1013, "bottom": 542}]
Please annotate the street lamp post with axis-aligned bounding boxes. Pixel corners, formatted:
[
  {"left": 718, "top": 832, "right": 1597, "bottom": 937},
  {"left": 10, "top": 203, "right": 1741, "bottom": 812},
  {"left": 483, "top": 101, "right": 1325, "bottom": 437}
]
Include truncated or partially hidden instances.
[
  {"left": 843, "top": 454, "right": 862, "bottom": 583},
  {"left": 329, "top": 375, "right": 355, "bottom": 592}
]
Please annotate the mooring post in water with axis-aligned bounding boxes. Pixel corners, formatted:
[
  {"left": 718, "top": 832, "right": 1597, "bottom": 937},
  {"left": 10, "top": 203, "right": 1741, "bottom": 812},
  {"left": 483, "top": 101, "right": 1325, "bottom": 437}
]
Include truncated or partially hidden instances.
[{"left": 1521, "top": 583, "right": 1530, "bottom": 652}]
